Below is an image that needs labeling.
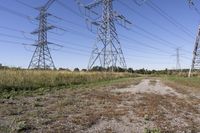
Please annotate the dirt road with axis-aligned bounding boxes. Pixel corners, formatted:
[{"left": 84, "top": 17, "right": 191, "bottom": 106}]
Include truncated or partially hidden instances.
[
  {"left": 87, "top": 79, "right": 200, "bottom": 133},
  {"left": 0, "top": 78, "right": 200, "bottom": 133},
  {"left": 113, "top": 79, "right": 181, "bottom": 96}
]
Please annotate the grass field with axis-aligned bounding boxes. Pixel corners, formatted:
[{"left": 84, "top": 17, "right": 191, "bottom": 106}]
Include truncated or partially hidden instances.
[
  {"left": 0, "top": 70, "right": 137, "bottom": 98},
  {"left": 0, "top": 71, "right": 200, "bottom": 132},
  {"left": 162, "top": 76, "right": 200, "bottom": 96},
  {"left": 164, "top": 76, "right": 200, "bottom": 88}
]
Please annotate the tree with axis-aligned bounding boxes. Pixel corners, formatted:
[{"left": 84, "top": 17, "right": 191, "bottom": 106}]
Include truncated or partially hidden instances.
[
  {"left": 74, "top": 68, "right": 80, "bottom": 72},
  {"left": 81, "top": 69, "right": 87, "bottom": 72},
  {"left": 127, "top": 68, "right": 134, "bottom": 73}
]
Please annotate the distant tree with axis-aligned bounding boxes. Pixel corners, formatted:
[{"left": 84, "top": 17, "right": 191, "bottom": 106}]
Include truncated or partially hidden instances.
[
  {"left": 164, "top": 68, "right": 168, "bottom": 74},
  {"left": 81, "top": 69, "right": 87, "bottom": 72},
  {"left": 108, "top": 66, "right": 126, "bottom": 72},
  {"left": 90, "top": 66, "right": 105, "bottom": 72},
  {"left": 136, "top": 68, "right": 146, "bottom": 74},
  {"left": 127, "top": 68, "right": 134, "bottom": 73},
  {"left": 59, "top": 68, "right": 65, "bottom": 71},
  {"left": 65, "top": 68, "right": 71, "bottom": 72},
  {"left": 116, "top": 67, "right": 126, "bottom": 72},
  {"left": 152, "top": 70, "right": 156, "bottom": 74},
  {"left": 74, "top": 68, "right": 80, "bottom": 72},
  {"left": 58, "top": 68, "right": 71, "bottom": 71}
]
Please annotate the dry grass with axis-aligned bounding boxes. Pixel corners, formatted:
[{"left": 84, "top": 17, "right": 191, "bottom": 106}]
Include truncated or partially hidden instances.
[
  {"left": 162, "top": 76, "right": 200, "bottom": 97},
  {"left": 133, "top": 93, "right": 200, "bottom": 132},
  {"left": 0, "top": 77, "right": 140, "bottom": 133},
  {"left": 163, "top": 76, "right": 200, "bottom": 89},
  {"left": 149, "top": 79, "right": 157, "bottom": 86},
  {"left": 0, "top": 70, "right": 136, "bottom": 98}
]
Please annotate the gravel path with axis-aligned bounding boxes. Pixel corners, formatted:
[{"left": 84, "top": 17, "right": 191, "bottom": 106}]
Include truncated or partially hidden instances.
[
  {"left": 84, "top": 79, "right": 200, "bottom": 133},
  {"left": 113, "top": 79, "right": 182, "bottom": 97}
]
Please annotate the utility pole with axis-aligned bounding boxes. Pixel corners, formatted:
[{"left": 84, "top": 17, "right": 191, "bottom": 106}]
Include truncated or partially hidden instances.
[
  {"left": 188, "top": 25, "right": 200, "bottom": 77},
  {"left": 28, "top": 0, "right": 56, "bottom": 69},
  {"left": 77, "top": 0, "right": 131, "bottom": 71}
]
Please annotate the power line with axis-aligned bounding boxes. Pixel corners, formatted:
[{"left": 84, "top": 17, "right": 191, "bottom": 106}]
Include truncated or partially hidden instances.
[
  {"left": 127, "top": 24, "right": 192, "bottom": 55},
  {"left": 51, "top": 16, "right": 192, "bottom": 56},
  {"left": 0, "top": 30, "right": 170, "bottom": 58},
  {"left": 118, "top": 1, "right": 192, "bottom": 54},
  {"left": 119, "top": 34, "right": 171, "bottom": 54},
  {"left": 0, "top": 24, "right": 92, "bottom": 49},
  {"left": 133, "top": 25, "right": 192, "bottom": 53},
  {"left": 57, "top": 2, "right": 192, "bottom": 58},
  {"left": 52, "top": 24, "right": 95, "bottom": 39},
  {"left": 56, "top": 0, "right": 83, "bottom": 18},
  {"left": 51, "top": 3, "right": 172, "bottom": 62},
  {"left": 0, "top": 32, "right": 34, "bottom": 41},
  {"left": 48, "top": 32, "right": 172, "bottom": 57},
  {"left": 15, "top": 0, "right": 36, "bottom": 10},
  {"left": 0, "top": 37, "right": 169, "bottom": 62},
  {"left": 0, "top": 24, "right": 191, "bottom": 60},
  {"left": 119, "top": 0, "right": 192, "bottom": 43},
  {"left": 0, "top": 1, "right": 191, "bottom": 61},
  {"left": 0, "top": 34, "right": 191, "bottom": 66},
  {"left": 0, "top": 26, "right": 29, "bottom": 33},
  {"left": 0, "top": 1, "right": 192, "bottom": 69},
  {"left": 134, "top": 24, "right": 179, "bottom": 49},
  {"left": 0, "top": 19, "right": 193, "bottom": 60},
  {"left": 0, "top": 2, "right": 173, "bottom": 56},
  {"left": 129, "top": 26, "right": 175, "bottom": 49},
  {"left": 0, "top": 39, "right": 25, "bottom": 45},
  {"left": 0, "top": 4, "right": 33, "bottom": 20},
  {"left": 50, "top": 14, "right": 86, "bottom": 29},
  {"left": 15, "top": 0, "right": 87, "bottom": 30},
  {"left": 146, "top": 0, "right": 194, "bottom": 38}
]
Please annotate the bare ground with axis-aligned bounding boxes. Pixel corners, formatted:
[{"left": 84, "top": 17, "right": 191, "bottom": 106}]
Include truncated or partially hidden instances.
[{"left": 0, "top": 78, "right": 200, "bottom": 133}]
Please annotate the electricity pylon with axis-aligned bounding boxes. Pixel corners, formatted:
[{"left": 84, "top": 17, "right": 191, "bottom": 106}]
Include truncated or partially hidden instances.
[
  {"left": 28, "top": 0, "right": 56, "bottom": 69},
  {"left": 176, "top": 48, "right": 181, "bottom": 70},
  {"left": 77, "top": 0, "right": 131, "bottom": 71},
  {"left": 188, "top": 24, "right": 200, "bottom": 77},
  {"left": 187, "top": 0, "right": 200, "bottom": 77}
]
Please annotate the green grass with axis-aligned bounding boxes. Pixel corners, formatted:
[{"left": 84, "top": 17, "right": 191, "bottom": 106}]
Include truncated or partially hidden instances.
[
  {"left": 163, "top": 76, "right": 200, "bottom": 88},
  {"left": 0, "top": 70, "right": 138, "bottom": 98},
  {"left": 144, "top": 128, "right": 160, "bottom": 133}
]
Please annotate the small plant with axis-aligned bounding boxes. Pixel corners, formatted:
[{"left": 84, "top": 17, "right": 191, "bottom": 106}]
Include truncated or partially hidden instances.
[
  {"left": 149, "top": 79, "right": 157, "bottom": 86},
  {"left": 144, "top": 128, "right": 161, "bottom": 133},
  {"left": 13, "top": 121, "right": 35, "bottom": 132},
  {"left": 144, "top": 114, "right": 150, "bottom": 121}
]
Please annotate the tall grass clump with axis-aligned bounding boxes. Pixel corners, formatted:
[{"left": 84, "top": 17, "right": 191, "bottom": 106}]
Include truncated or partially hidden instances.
[
  {"left": 0, "top": 69, "right": 134, "bottom": 94},
  {"left": 164, "top": 76, "right": 200, "bottom": 88}
]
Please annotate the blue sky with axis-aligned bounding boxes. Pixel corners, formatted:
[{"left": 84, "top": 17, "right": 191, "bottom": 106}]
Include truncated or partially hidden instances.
[{"left": 0, "top": 0, "right": 199, "bottom": 70}]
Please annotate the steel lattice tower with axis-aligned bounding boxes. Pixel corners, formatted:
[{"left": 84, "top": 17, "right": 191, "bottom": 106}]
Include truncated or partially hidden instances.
[
  {"left": 28, "top": 0, "right": 56, "bottom": 69},
  {"left": 189, "top": 25, "right": 200, "bottom": 76},
  {"left": 176, "top": 48, "right": 181, "bottom": 70},
  {"left": 78, "top": 0, "right": 131, "bottom": 71}
]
